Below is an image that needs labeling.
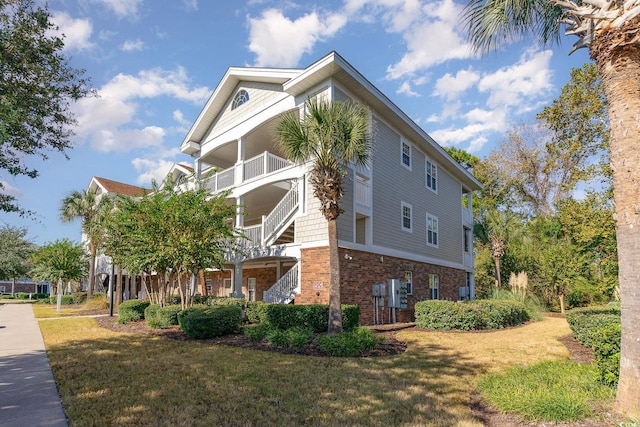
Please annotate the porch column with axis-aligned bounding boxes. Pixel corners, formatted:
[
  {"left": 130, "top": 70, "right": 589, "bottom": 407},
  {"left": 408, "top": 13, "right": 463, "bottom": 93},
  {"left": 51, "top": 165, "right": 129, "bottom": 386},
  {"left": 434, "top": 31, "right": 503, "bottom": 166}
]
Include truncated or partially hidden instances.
[
  {"left": 234, "top": 137, "right": 245, "bottom": 185},
  {"left": 231, "top": 262, "right": 244, "bottom": 298},
  {"left": 236, "top": 196, "right": 244, "bottom": 229}
]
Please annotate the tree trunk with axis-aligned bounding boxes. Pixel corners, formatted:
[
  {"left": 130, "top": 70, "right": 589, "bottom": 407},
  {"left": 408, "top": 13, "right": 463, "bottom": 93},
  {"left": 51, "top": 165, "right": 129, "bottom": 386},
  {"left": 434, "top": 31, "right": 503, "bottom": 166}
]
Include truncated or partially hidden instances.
[
  {"left": 595, "top": 40, "right": 640, "bottom": 416},
  {"left": 559, "top": 293, "right": 565, "bottom": 315},
  {"left": 88, "top": 246, "right": 96, "bottom": 299},
  {"left": 199, "top": 269, "right": 207, "bottom": 296},
  {"left": 493, "top": 256, "right": 502, "bottom": 288},
  {"left": 327, "top": 218, "right": 342, "bottom": 334},
  {"left": 115, "top": 265, "right": 123, "bottom": 307}
]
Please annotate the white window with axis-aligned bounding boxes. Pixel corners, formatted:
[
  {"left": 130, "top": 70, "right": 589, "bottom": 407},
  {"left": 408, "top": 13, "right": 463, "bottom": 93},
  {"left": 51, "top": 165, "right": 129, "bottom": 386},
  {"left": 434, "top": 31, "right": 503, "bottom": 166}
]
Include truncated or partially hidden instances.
[
  {"left": 404, "top": 271, "right": 413, "bottom": 295},
  {"left": 464, "top": 227, "right": 471, "bottom": 253},
  {"left": 223, "top": 278, "right": 232, "bottom": 296},
  {"left": 426, "top": 158, "right": 437, "bottom": 192},
  {"left": 231, "top": 89, "right": 249, "bottom": 110},
  {"left": 427, "top": 214, "right": 439, "bottom": 247},
  {"left": 248, "top": 278, "right": 256, "bottom": 302},
  {"left": 429, "top": 274, "right": 439, "bottom": 300},
  {"left": 0, "top": 286, "right": 5, "bottom": 293},
  {"left": 205, "top": 279, "right": 212, "bottom": 293},
  {"left": 401, "top": 202, "right": 413, "bottom": 232},
  {"left": 401, "top": 140, "right": 411, "bottom": 170}
]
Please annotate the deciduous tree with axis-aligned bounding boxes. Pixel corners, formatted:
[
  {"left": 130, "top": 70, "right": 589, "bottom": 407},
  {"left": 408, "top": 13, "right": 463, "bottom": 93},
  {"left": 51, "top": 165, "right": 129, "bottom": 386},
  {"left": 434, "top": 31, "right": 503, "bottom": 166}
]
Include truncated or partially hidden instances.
[{"left": 1, "top": 0, "right": 93, "bottom": 215}]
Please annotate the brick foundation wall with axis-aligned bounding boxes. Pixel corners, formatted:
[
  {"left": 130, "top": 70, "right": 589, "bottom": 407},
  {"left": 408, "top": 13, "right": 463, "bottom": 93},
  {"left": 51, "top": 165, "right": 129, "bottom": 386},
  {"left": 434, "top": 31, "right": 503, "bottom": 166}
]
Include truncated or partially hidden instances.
[{"left": 299, "top": 246, "right": 467, "bottom": 325}]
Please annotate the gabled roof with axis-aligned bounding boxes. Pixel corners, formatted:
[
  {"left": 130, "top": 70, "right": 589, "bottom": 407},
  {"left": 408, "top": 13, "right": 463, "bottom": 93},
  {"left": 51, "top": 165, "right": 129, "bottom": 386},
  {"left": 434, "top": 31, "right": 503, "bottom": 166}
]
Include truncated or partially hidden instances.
[
  {"left": 182, "top": 51, "right": 482, "bottom": 190},
  {"left": 89, "top": 176, "right": 150, "bottom": 197}
]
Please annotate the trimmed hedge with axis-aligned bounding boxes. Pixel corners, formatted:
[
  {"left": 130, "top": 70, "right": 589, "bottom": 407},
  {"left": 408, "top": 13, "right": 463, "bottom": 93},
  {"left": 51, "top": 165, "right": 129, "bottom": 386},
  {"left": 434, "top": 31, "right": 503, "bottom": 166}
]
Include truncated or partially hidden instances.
[
  {"left": 169, "top": 295, "right": 246, "bottom": 309},
  {"left": 316, "top": 327, "right": 382, "bottom": 357},
  {"left": 258, "top": 304, "right": 360, "bottom": 332},
  {"left": 245, "top": 301, "right": 264, "bottom": 324},
  {"left": 145, "top": 304, "right": 182, "bottom": 329},
  {"left": 71, "top": 292, "right": 88, "bottom": 304},
  {"left": 415, "top": 299, "right": 530, "bottom": 331},
  {"left": 118, "top": 299, "right": 151, "bottom": 324},
  {"left": 566, "top": 305, "right": 621, "bottom": 386},
  {"left": 178, "top": 305, "right": 242, "bottom": 339},
  {"left": 49, "top": 295, "right": 74, "bottom": 305}
]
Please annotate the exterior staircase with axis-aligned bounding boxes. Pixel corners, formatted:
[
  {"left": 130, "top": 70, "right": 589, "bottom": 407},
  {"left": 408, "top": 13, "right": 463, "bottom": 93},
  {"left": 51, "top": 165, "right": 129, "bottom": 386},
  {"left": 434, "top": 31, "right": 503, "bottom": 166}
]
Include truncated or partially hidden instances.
[{"left": 263, "top": 262, "right": 300, "bottom": 304}]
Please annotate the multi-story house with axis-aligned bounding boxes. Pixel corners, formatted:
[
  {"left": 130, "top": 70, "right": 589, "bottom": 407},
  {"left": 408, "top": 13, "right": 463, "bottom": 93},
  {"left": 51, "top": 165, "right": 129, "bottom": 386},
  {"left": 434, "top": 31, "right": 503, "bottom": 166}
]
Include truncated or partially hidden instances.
[{"left": 177, "top": 51, "right": 481, "bottom": 324}]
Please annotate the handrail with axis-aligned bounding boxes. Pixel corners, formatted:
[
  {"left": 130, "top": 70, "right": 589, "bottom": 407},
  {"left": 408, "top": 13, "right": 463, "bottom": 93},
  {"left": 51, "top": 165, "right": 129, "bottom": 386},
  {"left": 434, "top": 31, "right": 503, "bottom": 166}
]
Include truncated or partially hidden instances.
[
  {"left": 263, "top": 183, "right": 298, "bottom": 243},
  {"left": 263, "top": 262, "right": 299, "bottom": 304}
]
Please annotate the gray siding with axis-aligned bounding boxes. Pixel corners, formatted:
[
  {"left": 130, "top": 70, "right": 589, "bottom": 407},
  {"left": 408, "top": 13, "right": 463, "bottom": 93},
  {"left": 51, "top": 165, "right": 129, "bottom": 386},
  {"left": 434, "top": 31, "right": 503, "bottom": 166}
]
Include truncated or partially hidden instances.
[
  {"left": 295, "top": 179, "right": 328, "bottom": 243},
  {"left": 210, "top": 82, "right": 286, "bottom": 139},
  {"left": 370, "top": 115, "right": 463, "bottom": 263}
]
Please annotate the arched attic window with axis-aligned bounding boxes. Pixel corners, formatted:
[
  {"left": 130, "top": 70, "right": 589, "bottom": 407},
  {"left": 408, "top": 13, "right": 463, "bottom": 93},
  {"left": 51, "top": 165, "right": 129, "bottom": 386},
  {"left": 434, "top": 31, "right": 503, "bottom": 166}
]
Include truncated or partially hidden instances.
[{"left": 232, "top": 89, "right": 250, "bottom": 110}]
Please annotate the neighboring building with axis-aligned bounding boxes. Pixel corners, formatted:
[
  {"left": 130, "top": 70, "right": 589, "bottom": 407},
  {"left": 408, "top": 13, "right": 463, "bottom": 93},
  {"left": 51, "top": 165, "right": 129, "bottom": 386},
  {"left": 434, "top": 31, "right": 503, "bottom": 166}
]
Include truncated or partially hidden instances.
[
  {"left": 0, "top": 278, "right": 49, "bottom": 295},
  {"left": 88, "top": 176, "right": 150, "bottom": 298},
  {"left": 174, "top": 51, "right": 482, "bottom": 324}
]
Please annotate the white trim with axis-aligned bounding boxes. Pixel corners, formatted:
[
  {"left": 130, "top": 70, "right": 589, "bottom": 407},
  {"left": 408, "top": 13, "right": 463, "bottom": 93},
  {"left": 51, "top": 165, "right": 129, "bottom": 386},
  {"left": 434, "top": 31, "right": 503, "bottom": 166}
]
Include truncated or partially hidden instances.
[
  {"left": 401, "top": 201, "right": 413, "bottom": 233},
  {"left": 401, "top": 139, "right": 412, "bottom": 170},
  {"left": 426, "top": 213, "right": 439, "bottom": 248},
  {"left": 425, "top": 157, "right": 438, "bottom": 193}
]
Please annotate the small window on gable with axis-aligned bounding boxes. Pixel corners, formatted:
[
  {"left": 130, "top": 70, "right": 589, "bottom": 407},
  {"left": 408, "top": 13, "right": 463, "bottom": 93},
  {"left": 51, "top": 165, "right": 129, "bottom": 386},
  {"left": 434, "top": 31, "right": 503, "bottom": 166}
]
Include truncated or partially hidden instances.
[
  {"left": 426, "top": 158, "right": 437, "bottom": 192},
  {"left": 401, "top": 140, "right": 411, "bottom": 170},
  {"left": 401, "top": 202, "right": 412, "bottom": 232},
  {"left": 232, "top": 89, "right": 250, "bottom": 110}
]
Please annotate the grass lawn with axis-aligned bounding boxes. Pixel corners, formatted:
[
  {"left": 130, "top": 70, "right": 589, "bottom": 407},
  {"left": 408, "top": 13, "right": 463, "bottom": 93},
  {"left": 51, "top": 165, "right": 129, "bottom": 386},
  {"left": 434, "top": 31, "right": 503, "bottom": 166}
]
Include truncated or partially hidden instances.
[{"left": 39, "top": 316, "right": 613, "bottom": 426}]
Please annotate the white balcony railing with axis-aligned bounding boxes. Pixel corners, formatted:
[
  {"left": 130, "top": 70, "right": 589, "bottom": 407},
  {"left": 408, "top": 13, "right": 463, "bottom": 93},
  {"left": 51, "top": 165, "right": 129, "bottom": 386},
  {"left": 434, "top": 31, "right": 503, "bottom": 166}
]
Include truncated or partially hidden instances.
[
  {"left": 203, "top": 151, "right": 293, "bottom": 193},
  {"left": 263, "top": 183, "right": 298, "bottom": 244},
  {"left": 263, "top": 262, "right": 300, "bottom": 304}
]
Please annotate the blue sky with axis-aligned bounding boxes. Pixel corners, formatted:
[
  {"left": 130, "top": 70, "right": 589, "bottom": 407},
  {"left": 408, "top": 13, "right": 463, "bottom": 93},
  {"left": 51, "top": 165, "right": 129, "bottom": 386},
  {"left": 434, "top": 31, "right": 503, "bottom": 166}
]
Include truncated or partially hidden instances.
[{"left": 2, "top": 0, "right": 590, "bottom": 246}]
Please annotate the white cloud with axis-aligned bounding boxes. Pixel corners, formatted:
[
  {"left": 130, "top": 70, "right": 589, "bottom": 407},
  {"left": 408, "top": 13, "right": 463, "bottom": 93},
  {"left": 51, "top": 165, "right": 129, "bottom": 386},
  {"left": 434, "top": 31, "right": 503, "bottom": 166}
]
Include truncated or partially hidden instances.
[
  {"left": 173, "top": 110, "right": 191, "bottom": 127},
  {"left": 132, "top": 158, "right": 176, "bottom": 185},
  {"left": 72, "top": 67, "right": 211, "bottom": 152},
  {"left": 433, "top": 68, "right": 480, "bottom": 101},
  {"left": 385, "top": 0, "right": 475, "bottom": 80},
  {"left": 182, "top": 0, "right": 198, "bottom": 11},
  {"left": 478, "top": 49, "right": 554, "bottom": 108},
  {"left": 50, "top": 11, "right": 94, "bottom": 52},
  {"left": 121, "top": 39, "right": 145, "bottom": 52},
  {"left": 248, "top": 8, "right": 347, "bottom": 67},
  {"left": 91, "top": 126, "right": 165, "bottom": 152},
  {"left": 0, "top": 180, "right": 22, "bottom": 198},
  {"left": 396, "top": 81, "right": 419, "bottom": 97},
  {"left": 91, "top": 0, "right": 143, "bottom": 18}
]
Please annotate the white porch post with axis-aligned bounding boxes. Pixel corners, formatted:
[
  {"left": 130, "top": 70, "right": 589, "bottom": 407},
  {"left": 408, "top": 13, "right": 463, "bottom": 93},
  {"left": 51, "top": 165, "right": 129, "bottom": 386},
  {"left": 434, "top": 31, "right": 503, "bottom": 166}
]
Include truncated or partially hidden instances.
[
  {"left": 236, "top": 196, "right": 244, "bottom": 229},
  {"left": 234, "top": 137, "right": 245, "bottom": 185},
  {"left": 231, "top": 262, "right": 244, "bottom": 298}
]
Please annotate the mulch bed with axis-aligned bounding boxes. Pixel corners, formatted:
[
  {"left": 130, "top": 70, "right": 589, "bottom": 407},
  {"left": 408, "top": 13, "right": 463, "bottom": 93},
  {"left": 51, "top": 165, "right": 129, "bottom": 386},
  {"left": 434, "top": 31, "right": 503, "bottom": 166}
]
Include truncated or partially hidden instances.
[{"left": 94, "top": 315, "right": 620, "bottom": 426}]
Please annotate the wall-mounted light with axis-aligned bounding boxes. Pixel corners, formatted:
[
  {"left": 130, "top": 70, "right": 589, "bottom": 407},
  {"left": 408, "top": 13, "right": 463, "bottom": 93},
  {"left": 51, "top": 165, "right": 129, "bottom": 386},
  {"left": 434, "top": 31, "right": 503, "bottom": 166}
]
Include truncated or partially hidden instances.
[
  {"left": 344, "top": 253, "right": 353, "bottom": 260},
  {"left": 380, "top": 256, "right": 384, "bottom": 263}
]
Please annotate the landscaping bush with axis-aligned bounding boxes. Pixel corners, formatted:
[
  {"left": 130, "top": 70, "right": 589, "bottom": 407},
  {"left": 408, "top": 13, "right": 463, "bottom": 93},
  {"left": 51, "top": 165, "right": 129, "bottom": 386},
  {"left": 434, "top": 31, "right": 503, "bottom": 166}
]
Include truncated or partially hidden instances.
[
  {"left": 267, "top": 326, "right": 313, "bottom": 348},
  {"left": 243, "top": 323, "right": 271, "bottom": 341},
  {"left": 15, "top": 292, "right": 31, "bottom": 299},
  {"left": 566, "top": 305, "right": 621, "bottom": 386},
  {"left": 49, "top": 295, "right": 74, "bottom": 305},
  {"left": 178, "top": 305, "right": 242, "bottom": 339},
  {"left": 117, "top": 299, "right": 151, "bottom": 324},
  {"left": 415, "top": 299, "right": 529, "bottom": 330},
  {"left": 83, "top": 293, "right": 109, "bottom": 310},
  {"left": 145, "top": 304, "right": 182, "bottom": 329},
  {"left": 72, "top": 292, "right": 87, "bottom": 304},
  {"left": 245, "top": 301, "right": 264, "bottom": 323},
  {"left": 259, "top": 303, "right": 360, "bottom": 332},
  {"left": 567, "top": 283, "right": 608, "bottom": 308},
  {"left": 316, "top": 327, "right": 382, "bottom": 357}
]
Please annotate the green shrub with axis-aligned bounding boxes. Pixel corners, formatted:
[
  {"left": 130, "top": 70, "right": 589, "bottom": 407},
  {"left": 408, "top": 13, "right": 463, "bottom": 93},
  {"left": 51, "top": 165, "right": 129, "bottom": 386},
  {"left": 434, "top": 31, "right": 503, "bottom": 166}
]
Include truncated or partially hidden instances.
[
  {"left": 260, "top": 304, "right": 360, "bottom": 332},
  {"left": 117, "top": 299, "right": 151, "bottom": 324},
  {"left": 1, "top": 294, "right": 15, "bottom": 299},
  {"left": 317, "top": 327, "right": 382, "bottom": 357},
  {"left": 566, "top": 306, "right": 621, "bottom": 386},
  {"left": 267, "top": 326, "right": 313, "bottom": 348},
  {"left": 33, "top": 293, "right": 49, "bottom": 299},
  {"left": 146, "top": 304, "right": 182, "bottom": 329},
  {"left": 72, "top": 292, "right": 88, "bottom": 304},
  {"left": 567, "top": 283, "right": 608, "bottom": 308},
  {"left": 49, "top": 295, "right": 74, "bottom": 305},
  {"left": 245, "top": 301, "right": 264, "bottom": 323},
  {"left": 415, "top": 299, "right": 529, "bottom": 330},
  {"left": 243, "top": 323, "right": 271, "bottom": 341},
  {"left": 16, "top": 292, "right": 31, "bottom": 299},
  {"left": 178, "top": 305, "right": 242, "bottom": 339}
]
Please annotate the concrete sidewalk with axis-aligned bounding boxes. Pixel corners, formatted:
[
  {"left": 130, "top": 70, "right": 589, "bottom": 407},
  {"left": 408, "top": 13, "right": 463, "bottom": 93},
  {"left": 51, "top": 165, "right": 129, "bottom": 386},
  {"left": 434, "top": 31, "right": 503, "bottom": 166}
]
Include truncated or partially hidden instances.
[{"left": 0, "top": 303, "right": 68, "bottom": 427}]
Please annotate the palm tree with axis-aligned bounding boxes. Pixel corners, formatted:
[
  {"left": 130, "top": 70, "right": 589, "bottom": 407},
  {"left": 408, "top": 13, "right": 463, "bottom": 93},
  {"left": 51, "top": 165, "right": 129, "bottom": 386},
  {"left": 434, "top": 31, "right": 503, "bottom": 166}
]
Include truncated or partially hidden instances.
[
  {"left": 277, "top": 98, "right": 371, "bottom": 334},
  {"left": 474, "top": 209, "right": 522, "bottom": 288},
  {"left": 463, "top": 0, "right": 640, "bottom": 415},
  {"left": 59, "top": 189, "right": 113, "bottom": 299}
]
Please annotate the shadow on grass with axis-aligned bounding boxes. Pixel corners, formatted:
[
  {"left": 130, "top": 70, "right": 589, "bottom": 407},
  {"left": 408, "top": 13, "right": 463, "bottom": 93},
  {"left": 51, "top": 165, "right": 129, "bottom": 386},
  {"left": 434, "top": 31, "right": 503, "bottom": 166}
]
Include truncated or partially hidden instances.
[{"left": 45, "top": 325, "right": 486, "bottom": 426}]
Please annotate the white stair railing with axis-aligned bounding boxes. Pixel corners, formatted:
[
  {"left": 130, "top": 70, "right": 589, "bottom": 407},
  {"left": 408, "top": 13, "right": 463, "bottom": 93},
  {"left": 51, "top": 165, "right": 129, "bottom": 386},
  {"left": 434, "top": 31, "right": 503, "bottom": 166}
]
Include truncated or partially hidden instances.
[
  {"left": 262, "top": 183, "right": 299, "bottom": 245},
  {"left": 263, "top": 262, "right": 300, "bottom": 304}
]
